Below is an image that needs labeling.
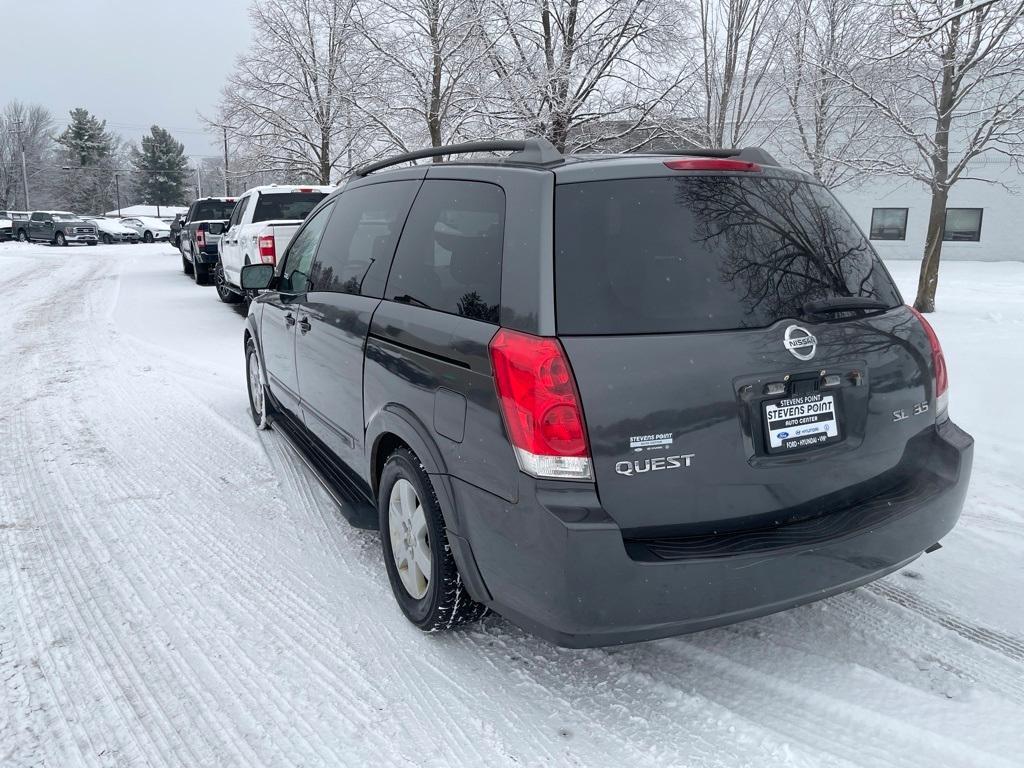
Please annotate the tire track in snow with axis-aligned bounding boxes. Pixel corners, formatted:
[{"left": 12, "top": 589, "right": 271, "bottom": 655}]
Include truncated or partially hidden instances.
[{"left": 867, "top": 581, "right": 1024, "bottom": 665}]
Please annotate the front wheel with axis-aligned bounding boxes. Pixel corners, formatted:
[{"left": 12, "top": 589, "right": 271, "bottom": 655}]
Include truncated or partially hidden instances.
[
  {"left": 379, "top": 448, "right": 488, "bottom": 632},
  {"left": 215, "top": 261, "right": 241, "bottom": 304},
  {"left": 54, "top": 232, "right": 66, "bottom": 247},
  {"left": 245, "top": 338, "right": 271, "bottom": 430},
  {"left": 17, "top": 229, "right": 27, "bottom": 242},
  {"left": 143, "top": 230, "right": 154, "bottom": 243},
  {"left": 102, "top": 233, "right": 113, "bottom": 244}
]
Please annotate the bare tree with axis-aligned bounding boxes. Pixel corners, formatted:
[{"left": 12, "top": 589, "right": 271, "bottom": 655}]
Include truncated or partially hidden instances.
[
  {"left": 773, "top": 0, "right": 891, "bottom": 186},
  {"left": 842, "top": 0, "right": 1024, "bottom": 311},
  {"left": 697, "top": 0, "right": 781, "bottom": 147},
  {"left": 352, "top": 0, "right": 492, "bottom": 154},
  {"left": 474, "top": 0, "right": 685, "bottom": 152},
  {"left": 216, "top": 0, "right": 368, "bottom": 183},
  {"left": 0, "top": 101, "right": 55, "bottom": 210}
]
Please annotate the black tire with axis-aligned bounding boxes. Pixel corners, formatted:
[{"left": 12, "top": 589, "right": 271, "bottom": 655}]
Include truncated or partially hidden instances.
[
  {"left": 16, "top": 229, "right": 27, "bottom": 242},
  {"left": 215, "top": 260, "right": 241, "bottom": 303},
  {"left": 193, "top": 261, "right": 208, "bottom": 285},
  {"left": 245, "top": 337, "right": 271, "bottom": 430},
  {"left": 143, "top": 230, "right": 154, "bottom": 243},
  {"left": 182, "top": 252, "right": 194, "bottom": 276},
  {"left": 102, "top": 233, "right": 113, "bottom": 244},
  {"left": 55, "top": 231, "right": 66, "bottom": 247},
  {"left": 379, "top": 447, "right": 487, "bottom": 632}
]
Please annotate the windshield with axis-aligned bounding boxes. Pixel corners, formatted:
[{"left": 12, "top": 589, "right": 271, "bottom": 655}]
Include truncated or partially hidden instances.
[
  {"left": 53, "top": 214, "right": 79, "bottom": 221},
  {"left": 251, "top": 192, "right": 327, "bottom": 223},
  {"left": 191, "top": 200, "right": 236, "bottom": 220},
  {"left": 555, "top": 175, "right": 901, "bottom": 335}
]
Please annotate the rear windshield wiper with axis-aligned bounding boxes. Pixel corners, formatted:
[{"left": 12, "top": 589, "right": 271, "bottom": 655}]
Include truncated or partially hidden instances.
[
  {"left": 394, "top": 294, "right": 433, "bottom": 310},
  {"left": 802, "top": 297, "right": 890, "bottom": 316}
]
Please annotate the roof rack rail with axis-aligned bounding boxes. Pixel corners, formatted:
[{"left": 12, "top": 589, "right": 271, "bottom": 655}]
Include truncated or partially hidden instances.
[
  {"left": 352, "top": 138, "right": 563, "bottom": 177},
  {"left": 665, "top": 146, "right": 779, "bottom": 166}
]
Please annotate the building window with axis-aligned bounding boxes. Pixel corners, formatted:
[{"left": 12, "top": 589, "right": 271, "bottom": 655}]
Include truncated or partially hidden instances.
[
  {"left": 943, "top": 208, "right": 983, "bottom": 242},
  {"left": 869, "top": 208, "right": 908, "bottom": 240}
]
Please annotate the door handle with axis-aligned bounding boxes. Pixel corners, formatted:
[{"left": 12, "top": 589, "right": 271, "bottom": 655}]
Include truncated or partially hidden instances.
[
  {"left": 298, "top": 317, "right": 311, "bottom": 334},
  {"left": 285, "top": 312, "right": 296, "bottom": 327}
]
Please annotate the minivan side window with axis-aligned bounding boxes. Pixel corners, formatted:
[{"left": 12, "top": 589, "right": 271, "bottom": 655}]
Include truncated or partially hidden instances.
[
  {"left": 309, "top": 181, "right": 419, "bottom": 297},
  {"left": 279, "top": 202, "right": 334, "bottom": 294},
  {"left": 386, "top": 180, "right": 504, "bottom": 324}
]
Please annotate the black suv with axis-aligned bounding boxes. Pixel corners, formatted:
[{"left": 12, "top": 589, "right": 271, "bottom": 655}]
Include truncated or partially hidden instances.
[{"left": 239, "top": 139, "right": 973, "bottom": 647}]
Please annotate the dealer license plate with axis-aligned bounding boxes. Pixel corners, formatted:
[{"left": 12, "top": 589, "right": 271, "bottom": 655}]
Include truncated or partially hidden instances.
[{"left": 764, "top": 393, "right": 841, "bottom": 452}]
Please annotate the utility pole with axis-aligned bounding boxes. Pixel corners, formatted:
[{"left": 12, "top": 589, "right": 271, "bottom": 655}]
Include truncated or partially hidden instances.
[
  {"left": 196, "top": 165, "right": 203, "bottom": 198},
  {"left": 10, "top": 119, "right": 31, "bottom": 209},
  {"left": 223, "top": 126, "right": 230, "bottom": 196},
  {"left": 114, "top": 172, "right": 121, "bottom": 216}
]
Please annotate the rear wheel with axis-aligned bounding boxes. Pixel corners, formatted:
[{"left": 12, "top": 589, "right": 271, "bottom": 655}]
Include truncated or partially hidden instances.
[
  {"left": 245, "top": 337, "right": 271, "bottom": 430},
  {"left": 54, "top": 232, "right": 66, "bottom": 247},
  {"left": 143, "top": 230, "right": 153, "bottom": 243},
  {"left": 181, "top": 252, "right": 194, "bottom": 275},
  {"left": 379, "top": 448, "right": 487, "bottom": 631},
  {"left": 215, "top": 260, "right": 241, "bottom": 303},
  {"left": 16, "top": 229, "right": 27, "bottom": 242}
]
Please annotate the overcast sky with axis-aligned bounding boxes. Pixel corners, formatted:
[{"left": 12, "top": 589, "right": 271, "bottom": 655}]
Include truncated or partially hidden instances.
[{"left": 5, "top": 0, "right": 253, "bottom": 158}]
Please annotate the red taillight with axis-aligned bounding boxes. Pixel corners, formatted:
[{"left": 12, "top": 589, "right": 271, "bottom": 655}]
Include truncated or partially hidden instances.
[
  {"left": 663, "top": 157, "right": 761, "bottom": 172},
  {"left": 489, "top": 328, "right": 592, "bottom": 480},
  {"left": 195, "top": 228, "right": 205, "bottom": 247},
  {"left": 258, "top": 234, "right": 276, "bottom": 265},
  {"left": 908, "top": 306, "right": 949, "bottom": 417},
  {"left": 296, "top": 188, "right": 314, "bottom": 193}
]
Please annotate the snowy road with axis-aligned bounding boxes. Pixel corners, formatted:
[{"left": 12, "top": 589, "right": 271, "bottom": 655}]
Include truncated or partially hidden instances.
[{"left": 2, "top": 242, "right": 1023, "bottom": 768}]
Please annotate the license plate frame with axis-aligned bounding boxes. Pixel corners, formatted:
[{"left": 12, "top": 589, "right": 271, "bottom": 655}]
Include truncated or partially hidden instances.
[{"left": 763, "top": 392, "right": 842, "bottom": 453}]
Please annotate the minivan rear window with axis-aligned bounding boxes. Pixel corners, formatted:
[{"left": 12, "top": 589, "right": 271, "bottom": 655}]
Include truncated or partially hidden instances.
[
  {"left": 555, "top": 176, "right": 901, "bottom": 335},
  {"left": 252, "top": 192, "right": 327, "bottom": 223}
]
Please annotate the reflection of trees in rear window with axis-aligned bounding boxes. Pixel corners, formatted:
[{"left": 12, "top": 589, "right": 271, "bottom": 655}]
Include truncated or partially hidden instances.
[{"left": 555, "top": 176, "right": 900, "bottom": 335}]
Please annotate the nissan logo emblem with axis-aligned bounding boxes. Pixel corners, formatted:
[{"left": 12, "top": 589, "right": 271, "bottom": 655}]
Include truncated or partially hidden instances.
[{"left": 783, "top": 324, "right": 817, "bottom": 361}]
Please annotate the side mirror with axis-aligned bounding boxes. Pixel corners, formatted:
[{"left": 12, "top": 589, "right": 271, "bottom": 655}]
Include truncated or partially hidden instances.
[{"left": 241, "top": 263, "right": 275, "bottom": 291}]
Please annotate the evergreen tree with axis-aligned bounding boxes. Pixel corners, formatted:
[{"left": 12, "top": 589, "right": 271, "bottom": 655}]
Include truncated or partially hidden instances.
[
  {"left": 131, "top": 126, "right": 189, "bottom": 207},
  {"left": 56, "top": 107, "right": 117, "bottom": 213}
]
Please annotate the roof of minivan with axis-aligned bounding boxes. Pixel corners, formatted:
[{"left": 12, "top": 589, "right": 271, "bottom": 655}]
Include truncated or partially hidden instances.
[{"left": 358, "top": 150, "right": 814, "bottom": 184}]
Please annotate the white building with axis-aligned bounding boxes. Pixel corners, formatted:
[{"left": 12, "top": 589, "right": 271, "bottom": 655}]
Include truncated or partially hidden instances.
[{"left": 833, "top": 155, "right": 1022, "bottom": 262}]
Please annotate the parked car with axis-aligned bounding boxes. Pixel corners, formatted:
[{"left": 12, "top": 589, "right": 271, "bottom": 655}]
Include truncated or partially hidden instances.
[
  {"left": 119, "top": 216, "right": 171, "bottom": 242},
  {"left": 85, "top": 217, "right": 140, "bottom": 244},
  {"left": 238, "top": 139, "right": 974, "bottom": 648},
  {"left": 23, "top": 211, "right": 98, "bottom": 246},
  {"left": 169, "top": 212, "right": 186, "bottom": 248},
  {"left": 215, "top": 185, "right": 333, "bottom": 303},
  {"left": 179, "top": 197, "right": 237, "bottom": 284},
  {"left": 0, "top": 211, "right": 15, "bottom": 241},
  {"left": 8, "top": 211, "right": 30, "bottom": 241}
]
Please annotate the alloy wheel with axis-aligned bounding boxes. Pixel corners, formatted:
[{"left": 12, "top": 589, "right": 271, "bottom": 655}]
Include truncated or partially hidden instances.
[
  {"left": 247, "top": 350, "right": 264, "bottom": 420},
  {"left": 388, "top": 479, "right": 431, "bottom": 599}
]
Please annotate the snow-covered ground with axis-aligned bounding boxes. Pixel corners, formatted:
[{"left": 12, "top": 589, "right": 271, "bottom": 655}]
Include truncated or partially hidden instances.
[{"left": 1, "top": 241, "right": 1022, "bottom": 768}]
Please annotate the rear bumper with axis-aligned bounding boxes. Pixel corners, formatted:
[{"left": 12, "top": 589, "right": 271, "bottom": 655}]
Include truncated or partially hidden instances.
[
  {"left": 452, "top": 419, "right": 973, "bottom": 648},
  {"left": 195, "top": 244, "right": 220, "bottom": 263}
]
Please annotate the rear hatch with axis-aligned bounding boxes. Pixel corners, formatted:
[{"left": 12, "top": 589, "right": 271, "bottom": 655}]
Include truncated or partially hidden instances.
[{"left": 554, "top": 169, "right": 939, "bottom": 536}]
